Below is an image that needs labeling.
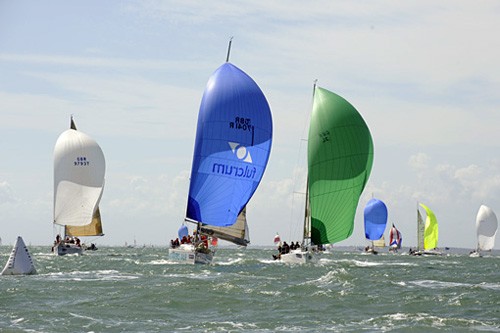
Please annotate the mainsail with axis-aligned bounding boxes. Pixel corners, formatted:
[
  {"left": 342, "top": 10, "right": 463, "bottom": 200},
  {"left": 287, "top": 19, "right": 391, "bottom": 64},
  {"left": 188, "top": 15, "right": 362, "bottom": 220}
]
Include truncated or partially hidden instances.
[
  {"left": 373, "top": 236, "right": 386, "bottom": 248},
  {"left": 418, "top": 203, "right": 438, "bottom": 250},
  {"left": 53, "top": 117, "right": 105, "bottom": 232},
  {"left": 186, "top": 61, "right": 273, "bottom": 233},
  {"left": 476, "top": 205, "right": 498, "bottom": 252},
  {"left": 201, "top": 207, "right": 250, "bottom": 246},
  {"left": 364, "top": 198, "right": 388, "bottom": 241},
  {"left": 65, "top": 208, "right": 104, "bottom": 237},
  {"left": 308, "top": 86, "right": 373, "bottom": 245},
  {"left": 417, "top": 208, "right": 425, "bottom": 250}
]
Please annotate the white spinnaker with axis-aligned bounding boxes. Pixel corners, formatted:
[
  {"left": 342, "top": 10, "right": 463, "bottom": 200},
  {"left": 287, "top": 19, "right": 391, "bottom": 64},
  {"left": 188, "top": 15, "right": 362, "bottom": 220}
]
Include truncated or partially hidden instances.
[
  {"left": 476, "top": 205, "right": 498, "bottom": 251},
  {"left": 54, "top": 129, "right": 105, "bottom": 227}
]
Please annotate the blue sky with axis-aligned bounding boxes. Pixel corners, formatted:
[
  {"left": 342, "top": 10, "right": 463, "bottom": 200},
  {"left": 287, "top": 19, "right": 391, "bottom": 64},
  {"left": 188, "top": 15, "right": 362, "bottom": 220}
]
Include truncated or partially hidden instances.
[{"left": 1, "top": 1, "right": 500, "bottom": 249}]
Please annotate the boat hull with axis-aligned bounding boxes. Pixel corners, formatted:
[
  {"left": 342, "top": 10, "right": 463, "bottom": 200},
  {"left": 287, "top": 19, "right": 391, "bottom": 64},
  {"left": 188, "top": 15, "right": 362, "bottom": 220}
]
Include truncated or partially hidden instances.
[
  {"left": 169, "top": 245, "right": 214, "bottom": 264},
  {"left": 469, "top": 251, "right": 481, "bottom": 258},
  {"left": 410, "top": 249, "right": 443, "bottom": 256},
  {"left": 54, "top": 243, "right": 83, "bottom": 256},
  {"left": 280, "top": 249, "right": 314, "bottom": 264}
]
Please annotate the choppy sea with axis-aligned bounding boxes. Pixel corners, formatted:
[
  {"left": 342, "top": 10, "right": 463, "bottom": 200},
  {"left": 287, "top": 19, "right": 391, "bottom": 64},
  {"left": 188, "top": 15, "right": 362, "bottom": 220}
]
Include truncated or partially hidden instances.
[{"left": 0, "top": 246, "right": 499, "bottom": 332}]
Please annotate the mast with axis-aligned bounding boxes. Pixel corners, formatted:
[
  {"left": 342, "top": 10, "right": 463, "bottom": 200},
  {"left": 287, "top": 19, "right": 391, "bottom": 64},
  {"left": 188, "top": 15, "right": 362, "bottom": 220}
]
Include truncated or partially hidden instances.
[
  {"left": 302, "top": 80, "right": 318, "bottom": 249},
  {"left": 225, "top": 36, "right": 233, "bottom": 63},
  {"left": 302, "top": 178, "right": 310, "bottom": 249},
  {"left": 70, "top": 115, "right": 77, "bottom": 130}
]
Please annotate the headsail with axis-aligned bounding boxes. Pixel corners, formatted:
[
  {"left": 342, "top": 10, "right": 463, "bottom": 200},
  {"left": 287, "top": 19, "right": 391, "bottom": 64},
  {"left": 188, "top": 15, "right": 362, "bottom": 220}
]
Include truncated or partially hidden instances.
[
  {"left": 476, "top": 205, "right": 498, "bottom": 252},
  {"left": 308, "top": 86, "right": 373, "bottom": 245},
  {"left": 200, "top": 206, "right": 250, "bottom": 246},
  {"left": 419, "top": 203, "right": 438, "bottom": 250},
  {"left": 54, "top": 117, "right": 106, "bottom": 229},
  {"left": 364, "top": 198, "right": 388, "bottom": 241},
  {"left": 186, "top": 62, "right": 273, "bottom": 228}
]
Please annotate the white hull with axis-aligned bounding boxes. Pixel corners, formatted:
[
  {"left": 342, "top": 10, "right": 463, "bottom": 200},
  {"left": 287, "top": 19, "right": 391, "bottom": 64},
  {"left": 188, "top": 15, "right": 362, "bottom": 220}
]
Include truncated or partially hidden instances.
[
  {"left": 54, "top": 242, "right": 83, "bottom": 256},
  {"left": 469, "top": 251, "right": 481, "bottom": 258},
  {"left": 168, "top": 244, "right": 214, "bottom": 264},
  {"left": 279, "top": 249, "right": 314, "bottom": 264}
]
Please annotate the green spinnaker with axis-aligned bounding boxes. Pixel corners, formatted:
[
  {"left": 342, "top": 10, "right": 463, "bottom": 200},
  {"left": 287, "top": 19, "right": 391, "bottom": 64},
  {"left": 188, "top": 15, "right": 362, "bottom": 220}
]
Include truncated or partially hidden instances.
[
  {"left": 419, "top": 203, "right": 439, "bottom": 250},
  {"left": 308, "top": 87, "right": 374, "bottom": 245}
]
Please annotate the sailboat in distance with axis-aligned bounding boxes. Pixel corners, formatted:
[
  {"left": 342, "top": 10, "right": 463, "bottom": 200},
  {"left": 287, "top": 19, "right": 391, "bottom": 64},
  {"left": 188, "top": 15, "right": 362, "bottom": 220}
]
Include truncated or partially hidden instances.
[
  {"left": 279, "top": 84, "right": 373, "bottom": 263},
  {"left": 470, "top": 205, "right": 498, "bottom": 257},
  {"left": 411, "top": 202, "right": 440, "bottom": 256},
  {"left": 52, "top": 117, "right": 106, "bottom": 255},
  {"left": 169, "top": 40, "right": 273, "bottom": 264},
  {"left": 363, "top": 198, "right": 388, "bottom": 254},
  {"left": 389, "top": 223, "right": 403, "bottom": 253}
]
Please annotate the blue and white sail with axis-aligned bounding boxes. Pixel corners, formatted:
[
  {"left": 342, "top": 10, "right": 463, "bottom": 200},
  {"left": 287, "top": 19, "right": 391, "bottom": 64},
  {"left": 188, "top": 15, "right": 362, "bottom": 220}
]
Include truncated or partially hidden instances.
[
  {"left": 364, "top": 198, "right": 388, "bottom": 241},
  {"left": 186, "top": 62, "right": 273, "bottom": 228}
]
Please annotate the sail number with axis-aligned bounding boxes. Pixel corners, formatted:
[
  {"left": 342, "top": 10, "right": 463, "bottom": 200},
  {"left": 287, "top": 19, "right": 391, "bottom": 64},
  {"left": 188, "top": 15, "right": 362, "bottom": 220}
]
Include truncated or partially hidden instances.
[
  {"left": 319, "top": 130, "right": 330, "bottom": 143},
  {"left": 74, "top": 156, "right": 90, "bottom": 166},
  {"left": 229, "top": 117, "right": 254, "bottom": 132}
]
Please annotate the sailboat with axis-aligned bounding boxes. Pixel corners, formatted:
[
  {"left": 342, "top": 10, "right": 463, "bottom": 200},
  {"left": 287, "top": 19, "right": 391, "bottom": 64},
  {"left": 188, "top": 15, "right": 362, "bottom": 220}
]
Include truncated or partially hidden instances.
[
  {"left": 363, "top": 198, "right": 388, "bottom": 254},
  {"left": 1, "top": 236, "right": 36, "bottom": 275},
  {"left": 169, "top": 40, "right": 273, "bottom": 264},
  {"left": 280, "top": 84, "right": 373, "bottom": 263},
  {"left": 388, "top": 223, "right": 403, "bottom": 252},
  {"left": 411, "top": 202, "right": 440, "bottom": 256},
  {"left": 470, "top": 205, "right": 498, "bottom": 257},
  {"left": 52, "top": 117, "right": 106, "bottom": 256}
]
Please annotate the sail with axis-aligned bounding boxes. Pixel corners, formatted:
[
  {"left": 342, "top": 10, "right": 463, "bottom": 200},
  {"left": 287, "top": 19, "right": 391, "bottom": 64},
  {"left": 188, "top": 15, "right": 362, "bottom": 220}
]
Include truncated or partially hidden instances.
[
  {"left": 389, "top": 224, "right": 402, "bottom": 249},
  {"left": 1, "top": 236, "right": 36, "bottom": 275},
  {"left": 308, "top": 86, "right": 374, "bottom": 245},
  {"left": 65, "top": 207, "right": 104, "bottom": 237},
  {"left": 186, "top": 62, "right": 273, "bottom": 228},
  {"left": 273, "top": 233, "right": 281, "bottom": 244},
  {"left": 373, "top": 235, "right": 386, "bottom": 248},
  {"left": 177, "top": 224, "right": 189, "bottom": 240},
  {"left": 364, "top": 198, "right": 388, "bottom": 241},
  {"left": 200, "top": 206, "right": 250, "bottom": 246},
  {"left": 476, "top": 205, "right": 498, "bottom": 251},
  {"left": 419, "top": 203, "right": 438, "bottom": 250},
  {"left": 54, "top": 118, "right": 106, "bottom": 227},
  {"left": 417, "top": 209, "right": 425, "bottom": 250}
]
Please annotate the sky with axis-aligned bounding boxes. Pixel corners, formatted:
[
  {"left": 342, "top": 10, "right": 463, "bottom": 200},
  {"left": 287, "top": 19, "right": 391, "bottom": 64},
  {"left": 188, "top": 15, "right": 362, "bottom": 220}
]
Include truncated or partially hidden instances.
[{"left": 1, "top": 1, "right": 500, "bottom": 249}]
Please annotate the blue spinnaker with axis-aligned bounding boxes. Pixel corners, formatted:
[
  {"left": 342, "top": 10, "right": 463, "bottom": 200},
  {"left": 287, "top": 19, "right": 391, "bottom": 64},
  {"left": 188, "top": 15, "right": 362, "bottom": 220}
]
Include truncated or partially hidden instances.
[
  {"left": 186, "top": 62, "right": 273, "bottom": 227},
  {"left": 364, "top": 198, "right": 388, "bottom": 240}
]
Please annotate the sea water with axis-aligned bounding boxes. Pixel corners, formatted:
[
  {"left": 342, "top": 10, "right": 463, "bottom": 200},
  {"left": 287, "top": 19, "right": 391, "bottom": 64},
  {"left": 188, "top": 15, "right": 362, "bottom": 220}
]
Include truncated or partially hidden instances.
[{"left": 0, "top": 246, "right": 499, "bottom": 332}]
